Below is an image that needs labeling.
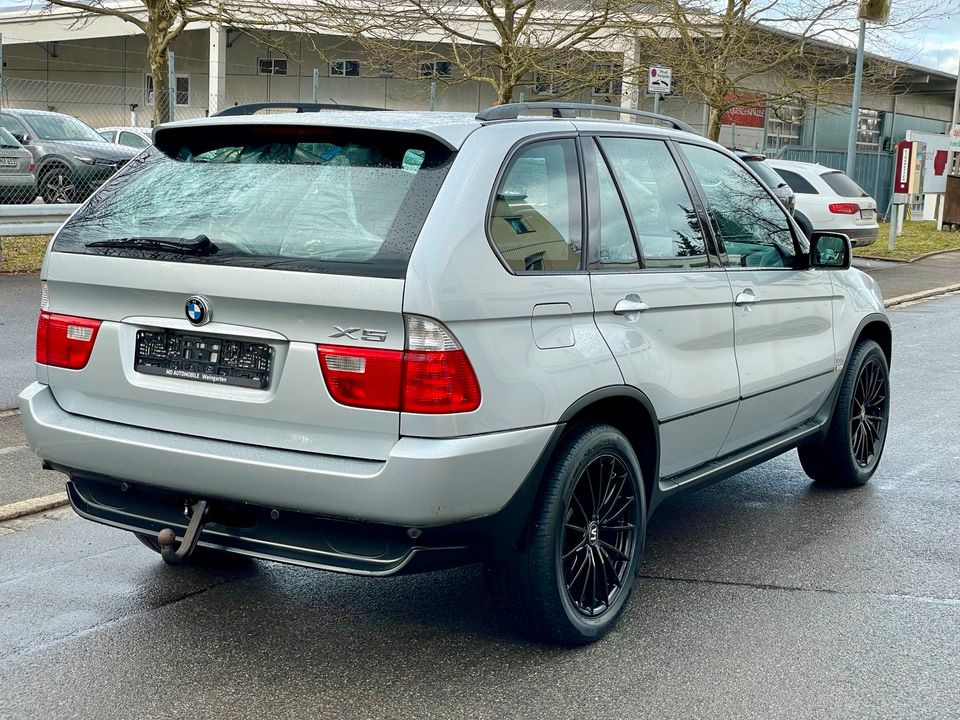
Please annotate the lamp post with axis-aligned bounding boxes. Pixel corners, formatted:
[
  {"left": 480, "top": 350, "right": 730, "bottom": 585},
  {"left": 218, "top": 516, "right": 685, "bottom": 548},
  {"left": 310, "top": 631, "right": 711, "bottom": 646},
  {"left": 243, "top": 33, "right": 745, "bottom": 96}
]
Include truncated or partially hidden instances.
[{"left": 845, "top": 19, "right": 866, "bottom": 178}]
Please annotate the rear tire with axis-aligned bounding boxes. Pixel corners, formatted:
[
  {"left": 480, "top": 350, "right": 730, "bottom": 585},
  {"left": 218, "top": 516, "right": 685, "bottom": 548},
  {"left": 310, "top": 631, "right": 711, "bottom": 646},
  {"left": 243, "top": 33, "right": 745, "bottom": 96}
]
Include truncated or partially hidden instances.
[
  {"left": 798, "top": 339, "right": 889, "bottom": 487},
  {"left": 487, "top": 423, "right": 646, "bottom": 645}
]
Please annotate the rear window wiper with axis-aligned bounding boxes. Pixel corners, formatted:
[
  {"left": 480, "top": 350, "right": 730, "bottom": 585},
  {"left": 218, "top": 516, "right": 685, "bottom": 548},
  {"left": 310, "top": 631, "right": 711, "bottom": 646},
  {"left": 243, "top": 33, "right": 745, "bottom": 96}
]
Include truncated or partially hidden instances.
[{"left": 85, "top": 234, "right": 218, "bottom": 255}]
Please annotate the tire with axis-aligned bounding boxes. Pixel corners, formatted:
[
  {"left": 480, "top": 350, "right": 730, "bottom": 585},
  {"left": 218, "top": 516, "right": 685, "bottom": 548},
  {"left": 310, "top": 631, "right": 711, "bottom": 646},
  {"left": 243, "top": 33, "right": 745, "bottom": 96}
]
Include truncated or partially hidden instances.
[
  {"left": 798, "top": 339, "right": 889, "bottom": 487},
  {"left": 487, "top": 423, "right": 647, "bottom": 646},
  {"left": 39, "top": 166, "right": 78, "bottom": 204},
  {"left": 133, "top": 532, "right": 250, "bottom": 566}
]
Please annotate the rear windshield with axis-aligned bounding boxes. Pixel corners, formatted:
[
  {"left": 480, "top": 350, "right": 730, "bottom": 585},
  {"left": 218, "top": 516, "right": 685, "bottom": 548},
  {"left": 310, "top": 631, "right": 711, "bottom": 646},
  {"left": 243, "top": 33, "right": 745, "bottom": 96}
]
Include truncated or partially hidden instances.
[
  {"left": 53, "top": 125, "right": 454, "bottom": 278},
  {"left": 744, "top": 159, "right": 786, "bottom": 191},
  {"left": 820, "top": 171, "right": 867, "bottom": 198}
]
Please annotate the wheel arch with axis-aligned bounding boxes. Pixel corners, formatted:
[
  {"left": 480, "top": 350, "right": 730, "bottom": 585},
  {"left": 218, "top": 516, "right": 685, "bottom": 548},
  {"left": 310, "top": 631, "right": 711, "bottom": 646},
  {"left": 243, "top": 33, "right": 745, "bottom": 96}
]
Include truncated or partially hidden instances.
[
  {"left": 36, "top": 157, "right": 74, "bottom": 177},
  {"left": 558, "top": 386, "right": 660, "bottom": 514},
  {"left": 850, "top": 314, "right": 891, "bottom": 367}
]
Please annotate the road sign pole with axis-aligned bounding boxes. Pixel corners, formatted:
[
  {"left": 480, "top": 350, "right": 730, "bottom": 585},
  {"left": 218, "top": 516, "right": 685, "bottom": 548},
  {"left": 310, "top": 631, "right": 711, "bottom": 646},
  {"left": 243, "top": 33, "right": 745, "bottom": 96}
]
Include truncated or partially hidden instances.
[{"left": 653, "top": 92, "right": 660, "bottom": 115}]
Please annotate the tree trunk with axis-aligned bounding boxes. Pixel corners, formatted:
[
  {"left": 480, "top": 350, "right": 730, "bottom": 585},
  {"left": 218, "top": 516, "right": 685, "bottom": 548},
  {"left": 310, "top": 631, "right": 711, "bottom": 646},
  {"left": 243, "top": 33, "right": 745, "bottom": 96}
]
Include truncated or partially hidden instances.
[
  {"left": 148, "top": 43, "right": 171, "bottom": 127},
  {"left": 706, "top": 105, "right": 723, "bottom": 142}
]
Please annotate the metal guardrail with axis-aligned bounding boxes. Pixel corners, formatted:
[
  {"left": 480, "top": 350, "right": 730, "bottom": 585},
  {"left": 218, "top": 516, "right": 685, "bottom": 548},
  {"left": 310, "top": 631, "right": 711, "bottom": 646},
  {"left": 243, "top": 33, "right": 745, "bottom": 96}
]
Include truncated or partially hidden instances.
[{"left": 0, "top": 204, "right": 80, "bottom": 237}]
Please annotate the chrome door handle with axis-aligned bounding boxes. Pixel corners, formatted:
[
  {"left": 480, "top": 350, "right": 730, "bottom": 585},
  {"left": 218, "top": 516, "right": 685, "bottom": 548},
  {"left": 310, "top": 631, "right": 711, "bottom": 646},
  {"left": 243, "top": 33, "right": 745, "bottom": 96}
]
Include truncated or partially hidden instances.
[
  {"left": 613, "top": 295, "right": 650, "bottom": 316},
  {"left": 735, "top": 289, "right": 759, "bottom": 306}
]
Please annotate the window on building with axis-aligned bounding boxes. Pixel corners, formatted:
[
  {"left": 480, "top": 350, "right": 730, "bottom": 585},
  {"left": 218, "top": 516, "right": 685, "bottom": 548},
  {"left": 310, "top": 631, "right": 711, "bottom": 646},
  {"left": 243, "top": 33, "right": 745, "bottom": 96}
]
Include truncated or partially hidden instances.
[
  {"left": 258, "top": 58, "right": 288, "bottom": 76},
  {"left": 592, "top": 63, "right": 623, "bottom": 97},
  {"left": 419, "top": 61, "right": 452, "bottom": 78},
  {"left": 856, "top": 108, "right": 882, "bottom": 150},
  {"left": 765, "top": 106, "right": 803, "bottom": 151},
  {"left": 330, "top": 60, "right": 361, "bottom": 78},
  {"left": 146, "top": 75, "right": 189, "bottom": 106},
  {"left": 533, "top": 70, "right": 561, "bottom": 96}
]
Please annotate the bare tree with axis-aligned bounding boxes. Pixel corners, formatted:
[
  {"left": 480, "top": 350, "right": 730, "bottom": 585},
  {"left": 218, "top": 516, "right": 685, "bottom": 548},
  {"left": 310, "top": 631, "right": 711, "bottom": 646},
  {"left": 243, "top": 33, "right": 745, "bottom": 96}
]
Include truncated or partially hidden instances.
[
  {"left": 294, "top": 0, "right": 641, "bottom": 106},
  {"left": 630, "top": 0, "right": 947, "bottom": 141}
]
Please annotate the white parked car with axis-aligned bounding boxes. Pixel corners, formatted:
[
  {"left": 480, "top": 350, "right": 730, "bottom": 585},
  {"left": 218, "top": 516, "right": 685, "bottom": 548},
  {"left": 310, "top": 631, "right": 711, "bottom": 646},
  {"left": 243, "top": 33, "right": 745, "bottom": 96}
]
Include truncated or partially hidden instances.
[
  {"left": 97, "top": 126, "right": 152, "bottom": 150},
  {"left": 767, "top": 159, "right": 879, "bottom": 247}
]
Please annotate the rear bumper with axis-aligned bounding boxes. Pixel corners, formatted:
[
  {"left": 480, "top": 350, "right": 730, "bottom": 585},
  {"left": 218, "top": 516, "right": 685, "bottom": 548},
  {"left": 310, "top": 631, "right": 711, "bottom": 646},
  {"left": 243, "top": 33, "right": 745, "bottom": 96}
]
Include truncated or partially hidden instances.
[
  {"left": 836, "top": 225, "right": 879, "bottom": 247},
  {"left": 18, "top": 382, "right": 554, "bottom": 528}
]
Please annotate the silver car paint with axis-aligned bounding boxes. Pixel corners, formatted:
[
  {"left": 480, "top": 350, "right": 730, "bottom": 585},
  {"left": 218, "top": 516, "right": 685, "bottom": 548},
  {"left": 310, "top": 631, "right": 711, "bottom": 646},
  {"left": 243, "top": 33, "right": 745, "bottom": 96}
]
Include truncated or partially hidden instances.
[{"left": 20, "top": 111, "right": 889, "bottom": 533}]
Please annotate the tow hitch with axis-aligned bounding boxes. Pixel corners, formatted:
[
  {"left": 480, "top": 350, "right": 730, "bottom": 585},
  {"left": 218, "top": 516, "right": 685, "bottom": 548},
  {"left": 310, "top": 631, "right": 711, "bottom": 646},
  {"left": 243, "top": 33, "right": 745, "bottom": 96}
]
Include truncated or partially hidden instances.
[{"left": 158, "top": 499, "right": 209, "bottom": 565}]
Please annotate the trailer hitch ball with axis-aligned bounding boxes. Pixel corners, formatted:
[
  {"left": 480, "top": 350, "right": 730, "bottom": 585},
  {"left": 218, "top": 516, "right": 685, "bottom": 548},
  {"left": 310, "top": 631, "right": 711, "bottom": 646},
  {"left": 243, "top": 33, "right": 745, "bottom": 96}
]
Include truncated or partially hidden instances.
[{"left": 158, "top": 499, "right": 209, "bottom": 566}]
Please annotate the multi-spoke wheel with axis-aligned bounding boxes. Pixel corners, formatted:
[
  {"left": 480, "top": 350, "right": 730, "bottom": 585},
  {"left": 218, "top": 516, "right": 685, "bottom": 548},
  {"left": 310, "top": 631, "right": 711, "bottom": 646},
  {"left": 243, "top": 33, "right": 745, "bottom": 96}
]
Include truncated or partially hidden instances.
[
  {"left": 40, "top": 166, "right": 77, "bottom": 204},
  {"left": 560, "top": 453, "right": 638, "bottom": 618},
  {"left": 486, "top": 423, "right": 646, "bottom": 645},
  {"left": 799, "top": 339, "right": 889, "bottom": 486}
]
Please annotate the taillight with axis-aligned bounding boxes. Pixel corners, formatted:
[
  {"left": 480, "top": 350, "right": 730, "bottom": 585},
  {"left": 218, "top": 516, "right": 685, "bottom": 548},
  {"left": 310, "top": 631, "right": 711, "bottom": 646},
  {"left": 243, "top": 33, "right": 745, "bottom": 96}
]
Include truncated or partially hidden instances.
[
  {"left": 829, "top": 203, "right": 860, "bottom": 215},
  {"left": 28, "top": 161, "right": 36, "bottom": 172},
  {"left": 317, "top": 316, "right": 481, "bottom": 414},
  {"left": 317, "top": 345, "right": 403, "bottom": 411},
  {"left": 36, "top": 311, "right": 102, "bottom": 369}
]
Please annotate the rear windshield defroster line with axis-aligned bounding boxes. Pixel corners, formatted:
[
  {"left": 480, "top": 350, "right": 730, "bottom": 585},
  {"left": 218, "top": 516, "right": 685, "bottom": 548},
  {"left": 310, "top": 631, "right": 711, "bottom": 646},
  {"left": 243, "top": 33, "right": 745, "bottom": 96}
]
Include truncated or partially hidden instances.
[{"left": 53, "top": 125, "right": 455, "bottom": 279}]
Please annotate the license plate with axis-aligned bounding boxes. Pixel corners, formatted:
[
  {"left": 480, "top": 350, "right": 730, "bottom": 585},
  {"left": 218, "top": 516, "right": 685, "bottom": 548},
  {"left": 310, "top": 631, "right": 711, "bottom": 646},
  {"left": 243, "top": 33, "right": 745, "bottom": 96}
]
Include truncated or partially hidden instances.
[
  {"left": 134, "top": 330, "right": 273, "bottom": 389},
  {"left": 860, "top": 209, "right": 875, "bottom": 220},
  {"left": 0, "top": 158, "right": 17, "bottom": 167}
]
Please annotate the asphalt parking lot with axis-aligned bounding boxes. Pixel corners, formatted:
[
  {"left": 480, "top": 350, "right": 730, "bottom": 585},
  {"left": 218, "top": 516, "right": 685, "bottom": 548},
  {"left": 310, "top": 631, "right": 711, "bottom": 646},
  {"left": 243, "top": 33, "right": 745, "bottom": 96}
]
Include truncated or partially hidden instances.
[{"left": 1, "top": 293, "right": 958, "bottom": 719}]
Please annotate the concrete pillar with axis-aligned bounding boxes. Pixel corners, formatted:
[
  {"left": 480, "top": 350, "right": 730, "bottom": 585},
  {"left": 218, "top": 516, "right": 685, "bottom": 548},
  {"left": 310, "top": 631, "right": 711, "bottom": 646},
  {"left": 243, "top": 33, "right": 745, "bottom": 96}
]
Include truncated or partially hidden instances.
[{"left": 208, "top": 24, "right": 227, "bottom": 116}]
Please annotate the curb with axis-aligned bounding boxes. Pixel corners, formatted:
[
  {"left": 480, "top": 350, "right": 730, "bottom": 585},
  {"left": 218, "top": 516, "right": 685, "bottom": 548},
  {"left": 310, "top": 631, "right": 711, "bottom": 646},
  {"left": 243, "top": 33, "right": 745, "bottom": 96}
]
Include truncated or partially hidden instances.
[
  {"left": 884, "top": 284, "right": 960, "bottom": 308},
  {"left": 856, "top": 246, "right": 960, "bottom": 264},
  {"left": 0, "top": 492, "right": 68, "bottom": 522},
  {"left": 0, "top": 409, "right": 20, "bottom": 418}
]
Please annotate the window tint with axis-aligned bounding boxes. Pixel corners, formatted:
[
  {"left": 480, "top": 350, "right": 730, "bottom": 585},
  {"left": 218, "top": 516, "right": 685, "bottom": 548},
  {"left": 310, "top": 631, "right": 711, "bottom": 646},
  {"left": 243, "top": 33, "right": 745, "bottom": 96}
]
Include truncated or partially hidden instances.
[
  {"left": 773, "top": 168, "right": 818, "bottom": 195},
  {"left": 591, "top": 147, "right": 638, "bottom": 270},
  {"left": 598, "top": 137, "right": 709, "bottom": 271},
  {"left": 490, "top": 139, "right": 582, "bottom": 273},
  {"left": 0, "top": 115, "right": 29, "bottom": 138},
  {"left": 744, "top": 159, "right": 786, "bottom": 191},
  {"left": 53, "top": 127, "right": 454, "bottom": 279},
  {"left": 119, "top": 131, "right": 149, "bottom": 149},
  {"left": 682, "top": 144, "right": 797, "bottom": 269},
  {"left": 821, "top": 171, "right": 867, "bottom": 198},
  {"left": 27, "top": 113, "right": 104, "bottom": 142}
]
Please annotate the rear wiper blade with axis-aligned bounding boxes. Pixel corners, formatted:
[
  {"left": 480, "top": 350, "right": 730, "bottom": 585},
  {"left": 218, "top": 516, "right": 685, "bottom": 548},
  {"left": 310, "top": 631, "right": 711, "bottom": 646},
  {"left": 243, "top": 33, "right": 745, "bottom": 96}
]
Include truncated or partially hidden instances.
[{"left": 85, "top": 234, "right": 217, "bottom": 255}]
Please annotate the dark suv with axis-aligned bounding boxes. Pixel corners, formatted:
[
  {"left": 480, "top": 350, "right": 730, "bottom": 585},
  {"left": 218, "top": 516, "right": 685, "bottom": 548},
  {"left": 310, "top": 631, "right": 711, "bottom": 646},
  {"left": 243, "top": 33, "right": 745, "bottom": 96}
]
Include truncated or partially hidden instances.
[{"left": 0, "top": 109, "right": 139, "bottom": 203}]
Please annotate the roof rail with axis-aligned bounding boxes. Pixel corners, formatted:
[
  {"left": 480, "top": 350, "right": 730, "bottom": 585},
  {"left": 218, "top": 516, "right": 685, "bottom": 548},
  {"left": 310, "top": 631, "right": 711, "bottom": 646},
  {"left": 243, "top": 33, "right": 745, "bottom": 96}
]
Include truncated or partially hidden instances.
[
  {"left": 213, "top": 102, "right": 388, "bottom": 117},
  {"left": 475, "top": 102, "right": 697, "bottom": 134}
]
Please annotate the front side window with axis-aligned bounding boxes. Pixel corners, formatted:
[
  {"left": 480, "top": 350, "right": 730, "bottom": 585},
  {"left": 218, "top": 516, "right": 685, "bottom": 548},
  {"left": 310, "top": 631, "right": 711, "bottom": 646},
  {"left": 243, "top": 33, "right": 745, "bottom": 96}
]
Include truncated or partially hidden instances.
[
  {"left": 681, "top": 144, "right": 798, "bottom": 269},
  {"left": 53, "top": 126, "right": 454, "bottom": 279},
  {"left": 598, "top": 137, "right": 709, "bottom": 271},
  {"left": 489, "top": 139, "right": 582, "bottom": 273}
]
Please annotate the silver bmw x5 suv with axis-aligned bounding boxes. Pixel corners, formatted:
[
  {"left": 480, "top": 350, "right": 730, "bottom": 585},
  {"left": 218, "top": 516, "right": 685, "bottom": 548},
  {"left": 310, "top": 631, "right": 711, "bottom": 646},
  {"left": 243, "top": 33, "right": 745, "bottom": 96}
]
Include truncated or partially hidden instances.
[{"left": 19, "top": 102, "right": 891, "bottom": 645}]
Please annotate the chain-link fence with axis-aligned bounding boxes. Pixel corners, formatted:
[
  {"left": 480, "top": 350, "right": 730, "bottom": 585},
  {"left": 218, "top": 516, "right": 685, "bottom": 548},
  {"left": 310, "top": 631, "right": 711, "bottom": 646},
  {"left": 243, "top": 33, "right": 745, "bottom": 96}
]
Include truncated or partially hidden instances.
[{"left": 0, "top": 76, "right": 266, "bottom": 204}]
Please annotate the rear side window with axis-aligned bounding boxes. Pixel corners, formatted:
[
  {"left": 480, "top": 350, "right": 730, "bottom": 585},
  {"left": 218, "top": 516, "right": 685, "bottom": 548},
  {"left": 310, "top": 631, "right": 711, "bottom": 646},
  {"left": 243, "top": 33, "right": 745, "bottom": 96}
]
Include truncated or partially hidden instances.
[
  {"left": 774, "top": 168, "right": 818, "bottom": 195},
  {"left": 820, "top": 171, "right": 867, "bottom": 197},
  {"left": 489, "top": 139, "right": 582, "bottom": 273},
  {"left": 53, "top": 125, "right": 454, "bottom": 278}
]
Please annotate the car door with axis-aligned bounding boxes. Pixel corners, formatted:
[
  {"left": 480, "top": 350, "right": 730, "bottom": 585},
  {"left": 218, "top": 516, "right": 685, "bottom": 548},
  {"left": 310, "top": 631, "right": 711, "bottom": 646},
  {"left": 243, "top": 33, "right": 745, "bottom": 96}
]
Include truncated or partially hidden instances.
[
  {"left": 585, "top": 135, "right": 740, "bottom": 479},
  {"left": 678, "top": 143, "right": 837, "bottom": 453}
]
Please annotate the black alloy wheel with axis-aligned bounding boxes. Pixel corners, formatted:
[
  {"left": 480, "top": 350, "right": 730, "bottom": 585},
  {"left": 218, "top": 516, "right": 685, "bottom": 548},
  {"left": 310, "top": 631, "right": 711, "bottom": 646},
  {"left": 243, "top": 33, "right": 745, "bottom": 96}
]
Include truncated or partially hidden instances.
[
  {"left": 798, "top": 339, "right": 889, "bottom": 487},
  {"left": 560, "top": 453, "right": 638, "bottom": 618}
]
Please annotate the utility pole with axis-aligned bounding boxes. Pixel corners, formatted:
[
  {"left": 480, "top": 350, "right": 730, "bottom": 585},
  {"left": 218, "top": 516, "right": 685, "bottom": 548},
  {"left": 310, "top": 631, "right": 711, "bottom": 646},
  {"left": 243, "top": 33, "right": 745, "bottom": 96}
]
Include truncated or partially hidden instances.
[
  {"left": 937, "top": 58, "right": 960, "bottom": 231},
  {"left": 845, "top": 19, "right": 866, "bottom": 179}
]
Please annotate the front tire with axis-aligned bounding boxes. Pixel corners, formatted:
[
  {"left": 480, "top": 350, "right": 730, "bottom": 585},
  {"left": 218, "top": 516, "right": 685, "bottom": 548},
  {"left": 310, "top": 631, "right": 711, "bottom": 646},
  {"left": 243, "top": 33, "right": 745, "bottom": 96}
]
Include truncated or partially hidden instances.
[
  {"left": 40, "top": 166, "right": 78, "bottom": 204},
  {"left": 798, "top": 339, "right": 889, "bottom": 487},
  {"left": 488, "top": 423, "right": 646, "bottom": 645}
]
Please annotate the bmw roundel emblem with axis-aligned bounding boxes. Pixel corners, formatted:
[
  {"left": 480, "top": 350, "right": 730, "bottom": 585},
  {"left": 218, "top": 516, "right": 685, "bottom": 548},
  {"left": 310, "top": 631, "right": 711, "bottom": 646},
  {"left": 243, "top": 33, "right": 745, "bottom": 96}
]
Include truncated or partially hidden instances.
[{"left": 185, "top": 296, "right": 211, "bottom": 326}]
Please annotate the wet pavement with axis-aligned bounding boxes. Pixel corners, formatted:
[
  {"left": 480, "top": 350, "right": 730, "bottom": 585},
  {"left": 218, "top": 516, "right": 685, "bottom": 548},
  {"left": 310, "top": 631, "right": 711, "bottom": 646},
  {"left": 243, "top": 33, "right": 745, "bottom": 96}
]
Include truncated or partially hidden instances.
[{"left": 1, "top": 294, "right": 958, "bottom": 719}]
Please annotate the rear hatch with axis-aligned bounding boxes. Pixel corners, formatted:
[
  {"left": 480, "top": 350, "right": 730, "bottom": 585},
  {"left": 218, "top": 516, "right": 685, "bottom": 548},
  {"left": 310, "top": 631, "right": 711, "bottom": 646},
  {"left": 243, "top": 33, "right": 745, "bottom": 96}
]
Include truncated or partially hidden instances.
[
  {"left": 820, "top": 170, "right": 877, "bottom": 226},
  {"left": 40, "top": 122, "right": 454, "bottom": 461}
]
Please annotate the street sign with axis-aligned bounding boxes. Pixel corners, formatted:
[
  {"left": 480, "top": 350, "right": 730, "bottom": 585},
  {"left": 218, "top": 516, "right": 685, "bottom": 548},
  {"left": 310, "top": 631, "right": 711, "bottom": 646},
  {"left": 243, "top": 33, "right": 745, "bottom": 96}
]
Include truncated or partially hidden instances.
[{"left": 647, "top": 66, "right": 672, "bottom": 95}]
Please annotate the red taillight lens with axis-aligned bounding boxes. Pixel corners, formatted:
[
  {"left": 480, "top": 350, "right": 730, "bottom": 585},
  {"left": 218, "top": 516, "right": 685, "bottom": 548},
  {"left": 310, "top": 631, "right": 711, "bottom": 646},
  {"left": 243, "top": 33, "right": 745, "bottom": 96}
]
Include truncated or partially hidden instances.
[
  {"left": 28, "top": 161, "right": 36, "bottom": 172},
  {"left": 401, "top": 350, "right": 481, "bottom": 414},
  {"left": 829, "top": 203, "right": 860, "bottom": 215},
  {"left": 36, "top": 311, "right": 102, "bottom": 369},
  {"left": 317, "top": 318, "right": 481, "bottom": 414},
  {"left": 317, "top": 345, "right": 403, "bottom": 411}
]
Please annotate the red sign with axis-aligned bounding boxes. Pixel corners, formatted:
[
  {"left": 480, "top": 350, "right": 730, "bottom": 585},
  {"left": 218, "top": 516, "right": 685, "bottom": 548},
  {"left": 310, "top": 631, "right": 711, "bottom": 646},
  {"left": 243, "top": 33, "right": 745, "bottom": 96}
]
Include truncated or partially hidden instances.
[
  {"left": 722, "top": 92, "right": 766, "bottom": 128},
  {"left": 893, "top": 141, "right": 912, "bottom": 195}
]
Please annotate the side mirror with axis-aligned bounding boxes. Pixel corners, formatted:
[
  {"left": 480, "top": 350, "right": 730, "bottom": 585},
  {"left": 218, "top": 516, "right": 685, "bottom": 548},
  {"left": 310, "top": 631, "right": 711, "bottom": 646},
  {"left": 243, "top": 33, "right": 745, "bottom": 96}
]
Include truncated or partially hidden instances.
[{"left": 809, "top": 231, "right": 851, "bottom": 269}]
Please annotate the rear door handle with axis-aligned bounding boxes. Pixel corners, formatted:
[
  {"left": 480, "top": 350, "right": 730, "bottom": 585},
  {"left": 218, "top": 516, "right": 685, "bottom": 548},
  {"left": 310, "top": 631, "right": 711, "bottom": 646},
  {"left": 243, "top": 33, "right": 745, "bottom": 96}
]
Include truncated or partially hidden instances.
[
  {"left": 735, "top": 289, "right": 759, "bottom": 306},
  {"left": 613, "top": 295, "right": 650, "bottom": 316}
]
